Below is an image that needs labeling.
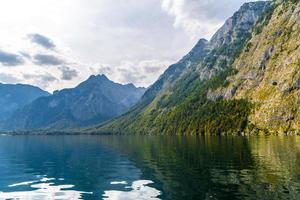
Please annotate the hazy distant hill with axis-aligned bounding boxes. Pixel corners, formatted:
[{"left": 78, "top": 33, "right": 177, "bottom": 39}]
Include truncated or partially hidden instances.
[
  {"left": 3, "top": 75, "right": 145, "bottom": 130},
  {"left": 0, "top": 83, "right": 50, "bottom": 121}
]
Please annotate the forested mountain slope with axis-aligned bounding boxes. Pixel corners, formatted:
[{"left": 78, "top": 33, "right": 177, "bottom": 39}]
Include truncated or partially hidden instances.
[{"left": 91, "top": 1, "right": 296, "bottom": 135}]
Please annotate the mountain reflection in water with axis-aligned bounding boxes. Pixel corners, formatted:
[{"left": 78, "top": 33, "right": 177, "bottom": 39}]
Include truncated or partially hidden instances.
[{"left": 0, "top": 135, "right": 299, "bottom": 200}]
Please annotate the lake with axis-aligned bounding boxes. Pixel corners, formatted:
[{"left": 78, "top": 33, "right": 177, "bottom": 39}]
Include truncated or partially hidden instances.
[{"left": 0, "top": 135, "right": 299, "bottom": 200}]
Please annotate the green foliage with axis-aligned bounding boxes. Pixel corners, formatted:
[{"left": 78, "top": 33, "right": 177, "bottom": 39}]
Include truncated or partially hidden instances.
[
  {"left": 102, "top": 65, "right": 252, "bottom": 135},
  {"left": 283, "top": 0, "right": 299, "bottom": 6},
  {"left": 296, "top": 59, "right": 300, "bottom": 67},
  {"left": 148, "top": 67, "right": 251, "bottom": 135},
  {"left": 206, "top": 68, "right": 238, "bottom": 90},
  {"left": 159, "top": 99, "right": 252, "bottom": 135}
]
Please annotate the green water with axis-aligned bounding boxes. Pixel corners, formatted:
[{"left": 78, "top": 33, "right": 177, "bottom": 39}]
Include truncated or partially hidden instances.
[{"left": 0, "top": 135, "right": 299, "bottom": 199}]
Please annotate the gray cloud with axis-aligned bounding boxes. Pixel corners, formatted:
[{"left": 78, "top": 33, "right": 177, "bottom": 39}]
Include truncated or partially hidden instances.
[
  {"left": 91, "top": 60, "right": 171, "bottom": 87},
  {"left": 23, "top": 73, "right": 57, "bottom": 82},
  {"left": 41, "top": 74, "right": 57, "bottom": 83},
  {"left": 143, "top": 65, "right": 163, "bottom": 74},
  {"left": 33, "top": 54, "right": 64, "bottom": 66},
  {"left": 19, "top": 52, "right": 31, "bottom": 59},
  {"left": 23, "top": 73, "right": 58, "bottom": 89},
  {"left": 117, "top": 67, "right": 147, "bottom": 84},
  {"left": 0, "top": 73, "right": 21, "bottom": 83},
  {"left": 59, "top": 66, "right": 79, "bottom": 80},
  {"left": 28, "top": 33, "right": 56, "bottom": 49},
  {"left": 161, "top": 0, "right": 254, "bottom": 39},
  {"left": 0, "top": 50, "right": 24, "bottom": 66},
  {"left": 96, "top": 65, "right": 112, "bottom": 75}
]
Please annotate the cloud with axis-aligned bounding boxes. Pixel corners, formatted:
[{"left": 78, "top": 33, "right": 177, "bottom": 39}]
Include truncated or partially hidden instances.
[
  {"left": 19, "top": 52, "right": 31, "bottom": 59},
  {"left": 0, "top": 73, "right": 21, "bottom": 83},
  {"left": 0, "top": 0, "right": 251, "bottom": 92},
  {"left": 140, "top": 60, "right": 169, "bottom": 74},
  {"left": 161, "top": 0, "right": 217, "bottom": 39},
  {"left": 117, "top": 67, "right": 147, "bottom": 85},
  {"left": 59, "top": 66, "right": 79, "bottom": 80},
  {"left": 161, "top": 0, "right": 253, "bottom": 39},
  {"left": 0, "top": 50, "right": 24, "bottom": 66},
  {"left": 23, "top": 73, "right": 58, "bottom": 89},
  {"left": 33, "top": 54, "right": 65, "bottom": 66},
  {"left": 28, "top": 33, "right": 56, "bottom": 50},
  {"left": 91, "top": 59, "right": 172, "bottom": 87}
]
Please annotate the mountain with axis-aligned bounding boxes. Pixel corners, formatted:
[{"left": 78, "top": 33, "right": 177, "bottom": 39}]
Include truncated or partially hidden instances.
[
  {"left": 0, "top": 83, "right": 49, "bottom": 121},
  {"left": 91, "top": 0, "right": 300, "bottom": 135},
  {"left": 141, "top": 38, "right": 210, "bottom": 103},
  {"left": 212, "top": 0, "right": 300, "bottom": 134},
  {"left": 3, "top": 75, "right": 145, "bottom": 131}
]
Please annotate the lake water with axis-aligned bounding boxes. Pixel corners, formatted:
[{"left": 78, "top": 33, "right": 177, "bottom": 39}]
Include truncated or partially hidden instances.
[{"left": 0, "top": 135, "right": 299, "bottom": 200}]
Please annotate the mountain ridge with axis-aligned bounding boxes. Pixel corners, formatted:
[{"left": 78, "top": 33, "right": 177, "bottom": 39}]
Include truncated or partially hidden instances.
[
  {"left": 89, "top": 0, "right": 300, "bottom": 135},
  {"left": 0, "top": 83, "right": 50, "bottom": 121},
  {"left": 2, "top": 74, "right": 145, "bottom": 131}
]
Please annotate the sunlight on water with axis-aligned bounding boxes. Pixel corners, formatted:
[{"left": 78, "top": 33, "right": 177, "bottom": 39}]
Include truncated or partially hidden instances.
[
  {"left": 0, "top": 177, "right": 161, "bottom": 200},
  {"left": 103, "top": 180, "right": 161, "bottom": 200},
  {"left": 110, "top": 181, "right": 128, "bottom": 185},
  {"left": 0, "top": 177, "right": 92, "bottom": 200}
]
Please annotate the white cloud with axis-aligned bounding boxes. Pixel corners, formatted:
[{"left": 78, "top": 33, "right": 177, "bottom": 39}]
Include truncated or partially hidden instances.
[
  {"left": 0, "top": 73, "right": 21, "bottom": 83},
  {"left": 90, "top": 59, "right": 172, "bottom": 87},
  {"left": 161, "top": 0, "right": 221, "bottom": 40},
  {"left": 0, "top": 0, "right": 252, "bottom": 92},
  {"left": 161, "top": 0, "right": 257, "bottom": 40}
]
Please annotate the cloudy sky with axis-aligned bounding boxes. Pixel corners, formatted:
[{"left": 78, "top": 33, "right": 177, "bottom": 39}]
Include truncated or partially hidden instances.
[{"left": 0, "top": 0, "right": 254, "bottom": 92}]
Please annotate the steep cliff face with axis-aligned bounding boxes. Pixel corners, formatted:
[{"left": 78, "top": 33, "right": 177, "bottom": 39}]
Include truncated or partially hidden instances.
[
  {"left": 222, "top": 0, "right": 300, "bottom": 134},
  {"left": 210, "top": 2, "right": 271, "bottom": 48},
  {"left": 92, "top": 1, "right": 273, "bottom": 135}
]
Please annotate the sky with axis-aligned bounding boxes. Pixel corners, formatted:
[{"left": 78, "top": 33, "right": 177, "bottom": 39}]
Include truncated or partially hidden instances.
[{"left": 0, "top": 0, "right": 255, "bottom": 92}]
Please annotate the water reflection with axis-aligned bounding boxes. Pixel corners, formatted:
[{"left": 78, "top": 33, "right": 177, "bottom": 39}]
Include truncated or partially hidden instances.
[
  {"left": 0, "top": 136, "right": 161, "bottom": 199},
  {"left": 98, "top": 135, "right": 300, "bottom": 200},
  {"left": 0, "top": 135, "right": 299, "bottom": 200}
]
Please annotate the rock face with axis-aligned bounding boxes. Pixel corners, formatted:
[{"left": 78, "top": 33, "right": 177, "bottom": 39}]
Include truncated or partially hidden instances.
[
  {"left": 148, "top": 1, "right": 271, "bottom": 101},
  {"left": 92, "top": 1, "right": 274, "bottom": 135},
  {"left": 210, "top": 2, "right": 271, "bottom": 49},
  {"left": 0, "top": 83, "right": 49, "bottom": 121},
  {"left": 3, "top": 75, "right": 145, "bottom": 130},
  {"left": 224, "top": 0, "right": 300, "bottom": 134}
]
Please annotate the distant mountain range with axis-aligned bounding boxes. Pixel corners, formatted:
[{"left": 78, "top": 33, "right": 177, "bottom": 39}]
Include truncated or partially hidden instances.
[{"left": 1, "top": 75, "right": 145, "bottom": 131}]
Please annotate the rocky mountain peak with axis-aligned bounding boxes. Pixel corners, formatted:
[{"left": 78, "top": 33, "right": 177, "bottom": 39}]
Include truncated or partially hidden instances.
[
  {"left": 88, "top": 74, "right": 109, "bottom": 82},
  {"left": 209, "top": 1, "right": 271, "bottom": 49}
]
